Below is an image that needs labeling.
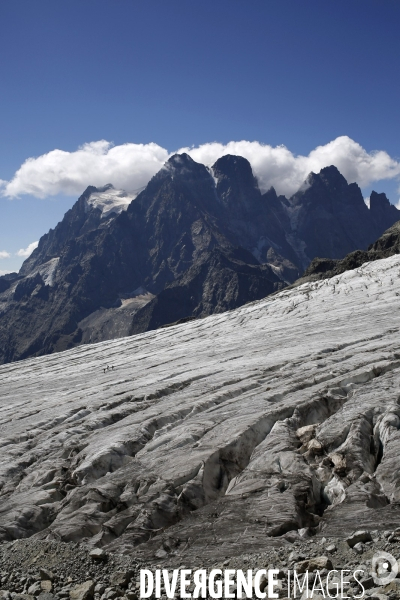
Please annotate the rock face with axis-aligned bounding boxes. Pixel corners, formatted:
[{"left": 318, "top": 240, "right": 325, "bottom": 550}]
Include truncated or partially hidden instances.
[
  {"left": 0, "top": 155, "right": 399, "bottom": 365},
  {"left": 212, "top": 155, "right": 299, "bottom": 273},
  {"left": 288, "top": 166, "right": 383, "bottom": 268},
  {"left": 129, "top": 247, "right": 283, "bottom": 335},
  {"left": 1, "top": 255, "right": 400, "bottom": 565}
]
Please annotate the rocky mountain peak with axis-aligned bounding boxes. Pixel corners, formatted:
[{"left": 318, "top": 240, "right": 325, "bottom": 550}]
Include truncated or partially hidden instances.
[
  {"left": 297, "top": 166, "right": 351, "bottom": 201},
  {"left": 211, "top": 154, "right": 260, "bottom": 212},
  {"left": 369, "top": 190, "right": 400, "bottom": 233},
  {"left": 288, "top": 164, "right": 377, "bottom": 264},
  {"left": 212, "top": 154, "right": 257, "bottom": 188},
  {"left": 84, "top": 184, "right": 134, "bottom": 219},
  {"left": 263, "top": 186, "right": 290, "bottom": 207},
  {"left": 319, "top": 164, "right": 348, "bottom": 184},
  {"left": 165, "top": 152, "right": 206, "bottom": 175},
  {"left": 19, "top": 184, "right": 129, "bottom": 278},
  {"left": 370, "top": 190, "right": 391, "bottom": 210},
  {"left": 167, "top": 152, "right": 194, "bottom": 166},
  {"left": 152, "top": 153, "right": 213, "bottom": 191}
]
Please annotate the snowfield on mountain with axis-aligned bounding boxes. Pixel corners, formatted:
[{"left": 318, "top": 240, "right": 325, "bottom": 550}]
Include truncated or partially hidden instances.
[
  {"left": 1, "top": 254, "right": 400, "bottom": 564},
  {"left": 84, "top": 184, "right": 135, "bottom": 218}
]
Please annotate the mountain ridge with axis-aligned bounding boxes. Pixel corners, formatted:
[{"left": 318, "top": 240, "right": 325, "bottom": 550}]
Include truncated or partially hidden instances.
[{"left": 0, "top": 153, "right": 399, "bottom": 364}]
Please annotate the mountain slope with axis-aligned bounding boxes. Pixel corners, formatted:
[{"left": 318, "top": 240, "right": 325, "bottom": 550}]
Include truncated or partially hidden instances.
[
  {"left": 129, "top": 246, "right": 284, "bottom": 334},
  {"left": 0, "top": 155, "right": 285, "bottom": 363},
  {"left": 1, "top": 254, "right": 400, "bottom": 563}
]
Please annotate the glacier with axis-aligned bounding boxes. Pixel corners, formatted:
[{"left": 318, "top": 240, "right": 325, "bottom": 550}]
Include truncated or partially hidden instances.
[{"left": 1, "top": 255, "right": 400, "bottom": 564}]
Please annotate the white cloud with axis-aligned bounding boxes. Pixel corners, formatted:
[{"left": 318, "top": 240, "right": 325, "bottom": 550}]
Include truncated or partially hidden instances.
[
  {"left": 16, "top": 241, "right": 39, "bottom": 258},
  {"left": 0, "top": 269, "right": 12, "bottom": 276},
  {"left": 0, "top": 251, "right": 11, "bottom": 259},
  {"left": 178, "top": 136, "right": 400, "bottom": 196},
  {"left": 1, "top": 141, "right": 169, "bottom": 199},
  {"left": 1, "top": 136, "right": 400, "bottom": 200}
]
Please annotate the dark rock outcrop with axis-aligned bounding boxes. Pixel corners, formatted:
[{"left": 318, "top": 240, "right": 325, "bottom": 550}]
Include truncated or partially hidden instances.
[{"left": 212, "top": 155, "right": 299, "bottom": 272}]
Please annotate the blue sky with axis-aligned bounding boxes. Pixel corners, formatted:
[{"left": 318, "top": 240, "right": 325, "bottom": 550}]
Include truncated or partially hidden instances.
[{"left": 1, "top": 0, "right": 400, "bottom": 273}]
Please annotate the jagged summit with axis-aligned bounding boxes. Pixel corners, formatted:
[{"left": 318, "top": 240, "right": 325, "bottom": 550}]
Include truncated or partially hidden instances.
[
  {"left": 288, "top": 162, "right": 384, "bottom": 264},
  {"left": 212, "top": 154, "right": 260, "bottom": 209},
  {"left": 144, "top": 153, "right": 214, "bottom": 202},
  {"left": 369, "top": 190, "right": 400, "bottom": 233},
  {"left": 167, "top": 152, "right": 195, "bottom": 167},
  {"left": 162, "top": 152, "right": 209, "bottom": 179},
  {"left": 212, "top": 154, "right": 257, "bottom": 183},
  {"left": 319, "top": 163, "right": 348, "bottom": 182}
]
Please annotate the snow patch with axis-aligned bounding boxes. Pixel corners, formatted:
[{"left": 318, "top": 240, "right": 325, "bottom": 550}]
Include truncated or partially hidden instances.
[
  {"left": 30, "top": 257, "right": 60, "bottom": 287},
  {"left": 85, "top": 184, "right": 135, "bottom": 218},
  {"left": 266, "top": 262, "right": 284, "bottom": 279},
  {"left": 208, "top": 167, "right": 219, "bottom": 187}
]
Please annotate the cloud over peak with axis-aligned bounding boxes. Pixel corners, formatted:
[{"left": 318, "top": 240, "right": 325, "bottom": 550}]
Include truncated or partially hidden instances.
[
  {"left": 1, "top": 142, "right": 169, "bottom": 199},
  {"left": 179, "top": 137, "right": 400, "bottom": 197},
  {"left": 1, "top": 136, "right": 400, "bottom": 200}
]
